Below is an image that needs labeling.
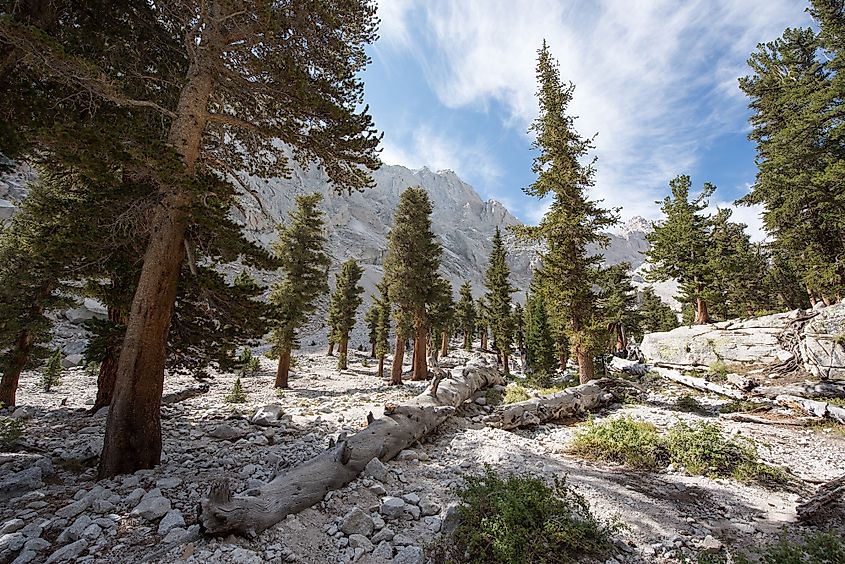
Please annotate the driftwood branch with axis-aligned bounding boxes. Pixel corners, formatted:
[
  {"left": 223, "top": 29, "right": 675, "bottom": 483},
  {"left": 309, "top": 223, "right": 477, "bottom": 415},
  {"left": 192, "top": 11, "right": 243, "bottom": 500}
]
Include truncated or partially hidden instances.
[
  {"left": 719, "top": 412, "right": 813, "bottom": 427},
  {"left": 757, "top": 380, "right": 845, "bottom": 400},
  {"left": 652, "top": 367, "right": 747, "bottom": 399},
  {"left": 776, "top": 395, "right": 845, "bottom": 424},
  {"left": 483, "top": 381, "right": 610, "bottom": 430},
  {"left": 162, "top": 384, "right": 210, "bottom": 405},
  {"left": 199, "top": 359, "right": 504, "bottom": 536},
  {"left": 797, "top": 474, "right": 845, "bottom": 523}
]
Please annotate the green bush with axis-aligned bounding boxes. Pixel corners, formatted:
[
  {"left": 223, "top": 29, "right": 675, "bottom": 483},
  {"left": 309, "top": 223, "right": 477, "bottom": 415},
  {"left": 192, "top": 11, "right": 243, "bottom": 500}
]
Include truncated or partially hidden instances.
[
  {"left": 430, "top": 467, "right": 617, "bottom": 563},
  {"left": 525, "top": 370, "right": 553, "bottom": 389},
  {"left": 226, "top": 377, "right": 247, "bottom": 403},
  {"left": 569, "top": 417, "right": 665, "bottom": 469},
  {"left": 729, "top": 530, "right": 845, "bottom": 564},
  {"left": 503, "top": 384, "right": 530, "bottom": 404},
  {"left": 707, "top": 361, "right": 729, "bottom": 382},
  {"left": 40, "top": 349, "right": 62, "bottom": 392},
  {"left": 237, "top": 348, "right": 260, "bottom": 377},
  {"left": 674, "top": 394, "right": 709, "bottom": 415},
  {"left": 0, "top": 416, "right": 24, "bottom": 451},
  {"left": 485, "top": 388, "right": 503, "bottom": 407}
]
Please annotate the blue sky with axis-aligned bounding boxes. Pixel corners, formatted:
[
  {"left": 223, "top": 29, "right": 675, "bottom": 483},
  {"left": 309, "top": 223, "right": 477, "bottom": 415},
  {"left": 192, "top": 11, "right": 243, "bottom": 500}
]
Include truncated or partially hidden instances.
[{"left": 362, "top": 0, "right": 814, "bottom": 240}]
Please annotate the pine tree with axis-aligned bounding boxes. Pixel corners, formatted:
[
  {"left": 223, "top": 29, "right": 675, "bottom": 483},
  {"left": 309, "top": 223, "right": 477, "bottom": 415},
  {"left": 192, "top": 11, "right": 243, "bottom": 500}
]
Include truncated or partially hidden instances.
[
  {"left": 40, "top": 349, "right": 62, "bottom": 392},
  {"left": 515, "top": 42, "right": 618, "bottom": 384},
  {"left": 328, "top": 259, "right": 365, "bottom": 370},
  {"left": 372, "top": 279, "right": 392, "bottom": 379},
  {"left": 596, "top": 263, "right": 641, "bottom": 354},
  {"left": 524, "top": 293, "right": 556, "bottom": 383},
  {"left": 454, "top": 282, "right": 476, "bottom": 351},
  {"left": 1, "top": 2, "right": 381, "bottom": 477},
  {"left": 739, "top": 3, "right": 845, "bottom": 302},
  {"left": 270, "top": 194, "right": 331, "bottom": 389},
  {"left": 645, "top": 175, "right": 715, "bottom": 324},
  {"left": 476, "top": 297, "right": 490, "bottom": 352},
  {"left": 364, "top": 304, "right": 380, "bottom": 358},
  {"left": 384, "top": 187, "right": 442, "bottom": 384},
  {"left": 428, "top": 277, "right": 454, "bottom": 362},
  {"left": 638, "top": 287, "right": 680, "bottom": 335},
  {"left": 484, "top": 227, "right": 515, "bottom": 374},
  {"left": 512, "top": 302, "right": 525, "bottom": 356},
  {"left": 225, "top": 377, "right": 247, "bottom": 404}
]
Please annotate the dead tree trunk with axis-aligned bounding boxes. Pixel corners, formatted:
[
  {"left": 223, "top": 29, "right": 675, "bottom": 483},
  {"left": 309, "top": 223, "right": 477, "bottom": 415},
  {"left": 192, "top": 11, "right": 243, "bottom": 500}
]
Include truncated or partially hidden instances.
[
  {"left": 484, "top": 381, "right": 608, "bottom": 430},
  {"left": 797, "top": 474, "right": 845, "bottom": 523},
  {"left": 776, "top": 395, "right": 845, "bottom": 424},
  {"left": 652, "top": 367, "right": 747, "bottom": 399},
  {"left": 200, "top": 359, "right": 505, "bottom": 536}
]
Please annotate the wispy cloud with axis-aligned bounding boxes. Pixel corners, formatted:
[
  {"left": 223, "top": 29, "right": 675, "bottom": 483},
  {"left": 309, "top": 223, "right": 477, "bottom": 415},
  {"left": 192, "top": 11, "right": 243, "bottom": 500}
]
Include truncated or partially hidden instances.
[{"left": 375, "top": 0, "right": 810, "bottom": 227}]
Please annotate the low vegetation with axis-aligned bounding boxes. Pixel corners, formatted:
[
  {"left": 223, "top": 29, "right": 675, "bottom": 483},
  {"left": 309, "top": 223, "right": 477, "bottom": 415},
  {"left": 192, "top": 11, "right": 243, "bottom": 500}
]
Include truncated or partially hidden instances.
[
  {"left": 225, "top": 377, "right": 247, "bottom": 404},
  {"left": 430, "top": 467, "right": 618, "bottom": 563},
  {"left": 719, "top": 400, "right": 765, "bottom": 413},
  {"left": 674, "top": 394, "right": 709, "bottom": 415},
  {"left": 237, "top": 349, "right": 260, "bottom": 377},
  {"left": 40, "top": 349, "right": 62, "bottom": 392},
  {"left": 570, "top": 417, "right": 790, "bottom": 487},
  {"left": 698, "top": 530, "right": 845, "bottom": 564},
  {"left": 0, "top": 414, "right": 24, "bottom": 451}
]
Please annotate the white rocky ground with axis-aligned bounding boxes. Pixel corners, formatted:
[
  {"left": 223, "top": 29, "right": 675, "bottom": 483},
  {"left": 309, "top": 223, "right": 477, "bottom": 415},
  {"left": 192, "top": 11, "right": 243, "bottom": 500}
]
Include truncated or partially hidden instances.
[{"left": 2, "top": 344, "right": 844, "bottom": 564}]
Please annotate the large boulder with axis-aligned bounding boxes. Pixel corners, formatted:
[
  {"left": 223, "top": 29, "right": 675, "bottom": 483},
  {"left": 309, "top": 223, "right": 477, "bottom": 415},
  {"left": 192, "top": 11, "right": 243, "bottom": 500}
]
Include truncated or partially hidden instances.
[
  {"left": 800, "top": 301, "right": 845, "bottom": 378},
  {"left": 640, "top": 311, "right": 796, "bottom": 368}
]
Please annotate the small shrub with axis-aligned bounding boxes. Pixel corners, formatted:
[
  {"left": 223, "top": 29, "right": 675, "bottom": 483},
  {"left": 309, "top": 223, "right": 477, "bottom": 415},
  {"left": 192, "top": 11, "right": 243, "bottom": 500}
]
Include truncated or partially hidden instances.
[
  {"left": 707, "top": 361, "right": 729, "bottom": 382},
  {"left": 569, "top": 417, "right": 666, "bottom": 469},
  {"left": 674, "top": 394, "right": 709, "bottom": 415},
  {"left": 275, "top": 388, "right": 285, "bottom": 399},
  {"left": 226, "top": 377, "right": 247, "bottom": 403},
  {"left": 485, "top": 388, "right": 503, "bottom": 407},
  {"left": 0, "top": 417, "right": 24, "bottom": 451},
  {"left": 430, "top": 467, "right": 617, "bottom": 563},
  {"left": 361, "top": 358, "right": 369, "bottom": 368},
  {"left": 503, "top": 384, "right": 530, "bottom": 404},
  {"left": 237, "top": 348, "right": 260, "bottom": 377},
  {"left": 735, "top": 530, "right": 845, "bottom": 563},
  {"left": 525, "top": 370, "right": 553, "bottom": 389},
  {"left": 84, "top": 361, "right": 101, "bottom": 378},
  {"left": 41, "top": 349, "right": 62, "bottom": 392}
]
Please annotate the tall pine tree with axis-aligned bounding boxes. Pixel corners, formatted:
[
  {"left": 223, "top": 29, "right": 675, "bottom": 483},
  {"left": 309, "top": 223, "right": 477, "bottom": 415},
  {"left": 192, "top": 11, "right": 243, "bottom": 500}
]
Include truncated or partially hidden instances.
[
  {"left": 639, "top": 287, "right": 680, "bottom": 335},
  {"left": 515, "top": 42, "right": 618, "bottom": 383},
  {"left": 524, "top": 293, "right": 556, "bottom": 380},
  {"left": 327, "top": 259, "right": 365, "bottom": 370},
  {"left": 384, "top": 187, "right": 442, "bottom": 384},
  {"left": 270, "top": 194, "right": 330, "bottom": 389},
  {"left": 372, "top": 278, "right": 392, "bottom": 379},
  {"left": 454, "top": 281, "right": 476, "bottom": 351},
  {"left": 484, "top": 227, "right": 515, "bottom": 374}
]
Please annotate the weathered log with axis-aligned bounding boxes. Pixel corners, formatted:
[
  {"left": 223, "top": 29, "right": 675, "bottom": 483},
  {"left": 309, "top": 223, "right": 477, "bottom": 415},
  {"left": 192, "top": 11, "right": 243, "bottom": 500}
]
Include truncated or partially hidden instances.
[
  {"left": 796, "top": 474, "right": 845, "bottom": 523},
  {"left": 199, "top": 359, "right": 504, "bottom": 536},
  {"left": 719, "top": 412, "right": 813, "bottom": 427},
  {"left": 483, "top": 381, "right": 610, "bottom": 430},
  {"left": 652, "top": 367, "right": 746, "bottom": 399},
  {"left": 161, "top": 384, "right": 210, "bottom": 405},
  {"left": 726, "top": 373, "right": 757, "bottom": 392},
  {"left": 776, "top": 394, "right": 845, "bottom": 424},
  {"left": 756, "top": 380, "right": 845, "bottom": 400}
]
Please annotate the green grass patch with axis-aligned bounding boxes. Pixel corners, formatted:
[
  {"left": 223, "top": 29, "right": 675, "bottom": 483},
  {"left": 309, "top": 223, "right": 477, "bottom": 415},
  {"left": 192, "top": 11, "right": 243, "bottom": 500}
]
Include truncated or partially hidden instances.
[
  {"left": 568, "top": 418, "right": 790, "bottom": 487},
  {"left": 0, "top": 416, "right": 24, "bottom": 452},
  {"left": 674, "top": 394, "right": 709, "bottom": 415},
  {"left": 430, "top": 467, "right": 618, "bottom": 563},
  {"left": 503, "top": 384, "right": 530, "bottom": 404},
  {"left": 707, "top": 360, "right": 729, "bottom": 382}
]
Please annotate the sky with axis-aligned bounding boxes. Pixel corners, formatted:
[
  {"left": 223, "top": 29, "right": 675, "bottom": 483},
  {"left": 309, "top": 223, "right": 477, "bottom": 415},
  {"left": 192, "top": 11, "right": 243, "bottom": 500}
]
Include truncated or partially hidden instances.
[{"left": 362, "top": 0, "right": 815, "bottom": 241}]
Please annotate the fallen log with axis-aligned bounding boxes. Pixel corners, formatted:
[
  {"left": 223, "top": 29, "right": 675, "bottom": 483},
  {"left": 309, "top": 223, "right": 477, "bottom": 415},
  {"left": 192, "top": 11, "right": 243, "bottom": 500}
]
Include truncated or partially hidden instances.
[
  {"left": 483, "top": 381, "right": 612, "bottom": 430},
  {"left": 162, "top": 384, "right": 210, "bottom": 405},
  {"left": 719, "top": 412, "right": 813, "bottom": 427},
  {"left": 796, "top": 474, "right": 845, "bottom": 523},
  {"left": 776, "top": 394, "right": 845, "bottom": 424},
  {"left": 756, "top": 380, "right": 845, "bottom": 400},
  {"left": 199, "top": 358, "right": 504, "bottom": 536},
  {"left": 652, "top": 367, "right": 746, "bottom": 400}
]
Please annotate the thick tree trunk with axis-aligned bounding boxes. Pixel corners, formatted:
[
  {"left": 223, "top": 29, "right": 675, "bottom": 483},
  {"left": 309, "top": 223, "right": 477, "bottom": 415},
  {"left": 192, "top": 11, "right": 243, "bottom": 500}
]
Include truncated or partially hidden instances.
[
  {"left": 0, "top": 330, "right": 34, "bottom": 407},
  {"left": 98, "top": 48, "right": 213, "bottom": 478},
  {"left": 390, "top": 334, "right": 405, "bottom": 385},
  {"left": 616, "top": 324, "right": 626, "bottom": 353},
  {"left": 484, "top": 381, "right": 607, "bottom": 429},
  {"left": 338, "top": 337, "right": 348, "bottom": 370},
  {"left": 576, "top": 347, "right": 594, "bottom": 384},
  {"left": 558, "top": 348, "right": 569, "bottom": 372},
  {"left": 377, "top": 355, "right": 385, "bottom": 379},
  {"left": 327, "top": 341, "right": 334, "bottom": 356},
  {"left": 695, "top": 297, "right": 710, "bottom": 324},
  {"left": 411, "top": 319, "right": 427, "bottom": 381},
  {"left": 797, "top": 474, "right": 845, "bottom": 523},
  {"left": 440, "top": 331, "right": 448, "bottom": 358},
  {"left": 275, "top": 348, "right": 291, "bottom": 389},
  {"left": 91, "top": 346, "right": 119, "bottom": 412},
  {"left": 480, "top": 328, "right": 488, "bottom": 351},
  {"left": 200, "top": 358, "right": 505, "bottom": 535}
]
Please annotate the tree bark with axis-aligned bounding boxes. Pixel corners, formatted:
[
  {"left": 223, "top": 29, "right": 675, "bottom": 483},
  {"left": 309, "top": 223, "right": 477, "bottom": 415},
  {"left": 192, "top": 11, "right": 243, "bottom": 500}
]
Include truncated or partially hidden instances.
[
  {"left": 502, "top": 350, "right": 510, "bottom": 376},
  {"left": 327, "top": 341, "right": 334, "bottom": 356},
  {"left": 390, "top": 334, "right": 405, "bottom": 385},
  {"left": 200, "top": 358, "right": 505, "bottom": 535},
  {"left": 484, "top": 381, "right": 607, "bottom": 429},
  {"left": 558, "top": 349, "right": 569, "bottom": 372},
  {"left": 377, "top": 354, "right": 385, "bottom": 379},
  {"left": 338, "top": 336, "right": 348, "bottom": 370},
  {"left": 776, "top": 394, "right": 845, "bottom": 424},
  {"left": 275, "top": 347, "right": 291, "bottom": 389},
  {"left": 695, "top": 297, "right": 710, "bottom": 324},
  {"left": 98, "top": 39, "right": 214, "bottom": 477},
  {"left": 576, "top": 347, "right": 594, "bottom": 384},
  {"left": 463, "top": 329, "right": 470, "bottom": 351},
  {"left": 411, "top": 318, "right": 427, "bottom": 381},
  {"left": 370, "top": 341, "right": 376, "bottom": 358},
  {"left": 92, "top": 305, "right": 127, "bottom": 412},
  {"left": 480, "top": 327, "right": 488, "bottom": 351},
  {"left": 0, "top": 329, "right": 34, "bottom": 407},
  {"left": 797, "top": 474, "right": 845, "bottom": 523},
  {"left": 440, "top": 331, "right": 448, "bottom": 358}
]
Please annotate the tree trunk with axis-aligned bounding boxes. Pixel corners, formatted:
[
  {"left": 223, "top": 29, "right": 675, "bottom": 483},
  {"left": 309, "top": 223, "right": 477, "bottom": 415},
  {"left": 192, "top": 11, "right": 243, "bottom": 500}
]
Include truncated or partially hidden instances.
[
  {"left": 440, "top": 331, "right": 448, "bottom": 358},
  {"left": 377, "top": 355, "right": 385, "bottom": 379},
  {"left": 390, "top": 334, "right": 405, "bottom": 385},
  {"left": 370, "top": 341, "right": 376, "bottom": 358},
  {"left": 0, "top": 330, "right": 34, "bottom": 407},
  {"left": 411, "top": 318, "right": 427, "bottom": 381},
  {"left": 200, "top": 358, "right": 505, "bottom": 535},
  {"left": 652, "top": 367, "right": 747, "bottom": 399},
  {"left": 480, "top": 328, "right": 488, "bottom": 351},
  {"left": 429, "top": 332, "right": 439, "bottom": 365},
  {"left": 696, "top": 298, "right": 707, "bottom": 323},
  {"left": 92, "top": 305, "right": 127, "bottom": 412},
  {"left": 502, "top": 350, "right": 510, "bottom": 376},
  {"left": 338, "top": 337, "right": 348, "bottom": 370},
  {"left": 576, "top": 346, "right": 594, "bottom": 384},
  {"left": 98, "top": 49, "right": 213, "bottom": 478},
  {"left": 275, "top": 347, "right": 291, "bottom": 389},
  {"left": 463, "top": 329, "right": 470, "bottom": 351},
  {"left": 484, "top": 381, "right": 607, "bottom": 429},
  {"left": 558, "top": 349, "right": 569, "bottom": 372},
  {"left": 327, "top": 341, "right": 334, "bottom": 356},
  {"left": 616, "top": 324, "right": 626, "bottom": 353}
]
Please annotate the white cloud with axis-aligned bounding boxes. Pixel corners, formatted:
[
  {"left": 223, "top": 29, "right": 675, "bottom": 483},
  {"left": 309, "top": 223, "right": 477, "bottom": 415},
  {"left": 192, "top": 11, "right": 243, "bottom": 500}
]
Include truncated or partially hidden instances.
[{"left": 378, "top": 0, "right": 811, "bottom": 224}]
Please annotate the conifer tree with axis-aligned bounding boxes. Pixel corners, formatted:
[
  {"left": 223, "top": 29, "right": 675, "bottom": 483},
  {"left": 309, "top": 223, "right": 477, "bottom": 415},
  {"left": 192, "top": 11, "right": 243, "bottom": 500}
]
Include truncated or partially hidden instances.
[
  {"left": 1, "top": 1, "right": 381, "bottom": 476},
  {"left": 476, "top": 297, "right": 490, "bottom": 352},
  {"left": 327, "top": 259, "right": 365, "bottom": 370},
  {"left": 485, "top": 227, "right": 515, "bottom": 374},
  {"left": 364, "top": 304, "right": 380, "bottom": 358},
  {"left": 454, "top": 282, "right": 476, "bottom": 351},
  {"left": 645, "top": 175, "right": 714, "bottom": 324},
  {"left": 270, "top": 194, "right": 330, "bottom": 389},
  {"left": 384, "top": 187, "right": 442, "bottom": 384},
  {"left": 515, "top": 42, "right": 618, "bottom": 383},
  {"left": 428, "top": 277, "right": 454, "bottom": 362},
  {"left": 372, "top": 279, "right": 391, "bottom": 379},
  {"left": 597, "top": 263, "right": 641, "bottom": 353},
  {"left": 639, "top": 287, "right": 680, "bottom": 335},
  {"left": 512, "top": 302, "right": 525, "bottom": 356},
  {"left": 40, "top": 349, "right": 62, "bottom": 392},
  {"left": 524, "top": 293, "right": 556, "bottom": 380}
]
